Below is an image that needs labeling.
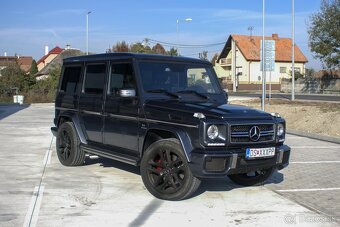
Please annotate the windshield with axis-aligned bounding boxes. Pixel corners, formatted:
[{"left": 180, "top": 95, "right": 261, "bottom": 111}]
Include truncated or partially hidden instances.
[{"left": 138, "top": 62, "right": 221, "bottom": 94}]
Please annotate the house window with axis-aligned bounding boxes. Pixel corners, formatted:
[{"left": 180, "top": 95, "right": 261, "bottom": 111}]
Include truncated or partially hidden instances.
[
  {"left": 280, "top": 67, "right": 287, "bottom": 73},
  {"left": 60, "top": 66, "right": 82, "bottom": 94},
  {"left": 84, "top": 64, "right": 106, "bottom": 95}
]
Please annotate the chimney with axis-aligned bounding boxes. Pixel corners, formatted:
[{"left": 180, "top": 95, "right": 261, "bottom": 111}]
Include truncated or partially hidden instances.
[
  {"left": 272, "top": 33, "right": 279, "bottom": 39},
  {"left": 45, "top": 45, "right": 49, "bottom": 55},
  {"left": 4, "top": 52, "right": 7, "bottom": 57}
]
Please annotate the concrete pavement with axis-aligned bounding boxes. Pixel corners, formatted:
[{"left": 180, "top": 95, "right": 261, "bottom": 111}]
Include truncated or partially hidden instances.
[{"left": 0, "top": 104, "right": 338, "bottom": 227}]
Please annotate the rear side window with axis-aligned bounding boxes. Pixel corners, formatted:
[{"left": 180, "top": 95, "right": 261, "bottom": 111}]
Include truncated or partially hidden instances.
[
  {"left": 60, "top": 66, "right": 82, "bottom": 94},
  {"left": 110, "top": 63, "right": 135, "bottom": 95},
  {"left": 84, "top": 64, "right": 106, "bottom": 95}
]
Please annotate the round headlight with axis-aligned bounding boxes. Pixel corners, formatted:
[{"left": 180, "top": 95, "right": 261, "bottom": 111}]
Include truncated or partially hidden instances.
[
  {"left": 207, "top": 125, "right": 219, "bottom": 140},
  {"left": 277, "top": 124, "right": 284, "bottom": 136}
]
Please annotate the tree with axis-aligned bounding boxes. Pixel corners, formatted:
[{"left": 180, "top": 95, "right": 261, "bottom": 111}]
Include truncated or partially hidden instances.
[
  {"left": 0, "top": 64, "right": 25, "bottom": 95},
  {"left": 167, "top": 47, "right": 179, "bottom": 56},
  {"left": 130, "top": 42, "right": 152, "bottom": 53},
  {"left": 210, "top": 53, "right": 219, "bottom": 66},
  {"left": 30, "top": 60, "right": 38, "bottom": 75},
  {"left": 110, "top": 41, "right": 130, "bottom": 52},
  {"left": 152, "top": 43, "right": 166, "bottom": 55},
  {"left": 198, "top": 51, "right": 208, "bottom": 60},
  {"left": 308, "top": 0, "right": 340, "bottom": 69}
]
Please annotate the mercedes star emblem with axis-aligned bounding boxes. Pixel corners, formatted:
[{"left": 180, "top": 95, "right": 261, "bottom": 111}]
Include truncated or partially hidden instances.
[{"left": 249, "top": 126, "right": 261, "bottom": 142}]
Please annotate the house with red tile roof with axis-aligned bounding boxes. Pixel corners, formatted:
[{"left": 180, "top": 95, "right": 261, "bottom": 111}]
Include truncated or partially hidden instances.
[
  {"left": 214, "top": 34, "right": 308, "bottom": 91},
  {"left": 37, "top": 46, "right": 63, "bottom": 71},
  {"left": 0, "top": 56, "right": 33, "bottom": 76}
]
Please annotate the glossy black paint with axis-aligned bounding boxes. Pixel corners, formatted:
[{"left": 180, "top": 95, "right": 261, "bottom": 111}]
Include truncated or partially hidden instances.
[{"left": 53, "top": 53, "right": 290, "bottom": 178}]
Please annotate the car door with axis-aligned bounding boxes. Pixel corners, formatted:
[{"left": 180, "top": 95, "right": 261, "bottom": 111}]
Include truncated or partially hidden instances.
[
  {"left": 78, "top": 62, "right": 108, "bottom": 144},
  {"left": 103, "top": 61, "right": 140, "bottom": 156}
]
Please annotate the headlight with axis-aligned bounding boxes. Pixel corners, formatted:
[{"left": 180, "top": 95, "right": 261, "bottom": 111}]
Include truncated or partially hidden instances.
[
  {"left": 207, "top": 125, "right": 219, "bottom": 140},
  {"left": 277, "top": 124, "right": 284, "bottom": 136}
]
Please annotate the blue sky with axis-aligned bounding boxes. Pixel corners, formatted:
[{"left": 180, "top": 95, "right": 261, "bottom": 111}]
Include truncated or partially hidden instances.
[{"left": 0, "top": 0, "right": 322, "bottom": 69}]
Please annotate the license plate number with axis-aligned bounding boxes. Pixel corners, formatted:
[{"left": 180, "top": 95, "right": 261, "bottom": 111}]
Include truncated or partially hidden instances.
[{"left": 246, "top": 147, "right": 275, "bottom": 159}]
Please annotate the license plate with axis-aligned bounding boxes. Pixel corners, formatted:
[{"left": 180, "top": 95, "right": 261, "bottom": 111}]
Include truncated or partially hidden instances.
[{"left": 246, "top": 147, "right": 275, "bottom": 159}]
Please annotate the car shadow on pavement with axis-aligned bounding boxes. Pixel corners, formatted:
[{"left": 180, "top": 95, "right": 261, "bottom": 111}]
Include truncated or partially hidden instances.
[
  {"left": 0, "top": 104, "right": 30, "bottom": 121},
  {"left": 84, "top": 156, "right": 284, "bottom": 199}
]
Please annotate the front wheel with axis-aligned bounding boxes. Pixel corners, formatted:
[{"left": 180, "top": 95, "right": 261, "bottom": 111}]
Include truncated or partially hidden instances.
[
  {"left": 228, "top": 167, "right": 275, "bottom": 186},
  {"left": 140, "top": 138, "right": 201, "bottom": 201}
]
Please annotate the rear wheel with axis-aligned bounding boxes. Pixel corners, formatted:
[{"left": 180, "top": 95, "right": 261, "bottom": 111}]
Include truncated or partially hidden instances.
[
  {"left": 56, "top": 122, "right": 85, "bottom": 166},
  {"left": 140, "top": 138, "right": 200, "bottom": 201},
  {"left": 228, "top": 167, "right": 274, "bottom": 186}
]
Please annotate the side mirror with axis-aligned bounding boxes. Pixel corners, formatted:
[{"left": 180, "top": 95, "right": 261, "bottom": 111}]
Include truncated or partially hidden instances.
[
  {"left": 119, "top": 89, "right": 136, "bottom": 97},
  {"left": 223, "top": 89, "right": 229, "bottom": 103}
]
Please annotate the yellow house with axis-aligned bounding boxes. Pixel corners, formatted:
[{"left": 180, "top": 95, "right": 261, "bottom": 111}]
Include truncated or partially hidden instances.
[
  {"left": 37, "top": 46, "right": 63, "bottom": 71},
  {"left": 214, "top": 34, "right": 308, "bottom": 91}
]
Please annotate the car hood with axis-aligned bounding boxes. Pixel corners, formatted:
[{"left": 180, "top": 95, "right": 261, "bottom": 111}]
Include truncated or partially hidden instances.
[{"left": 143, "top": 99, "right": 273, "bottom": 121}]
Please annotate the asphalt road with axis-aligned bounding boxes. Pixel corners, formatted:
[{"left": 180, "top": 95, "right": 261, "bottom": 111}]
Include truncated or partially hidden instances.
[
  {"left": 229, "top": 93, "right": 340, "bottom": 102},
  {"left": 0, "top": 104, "right": 339, "bottom": 227}
]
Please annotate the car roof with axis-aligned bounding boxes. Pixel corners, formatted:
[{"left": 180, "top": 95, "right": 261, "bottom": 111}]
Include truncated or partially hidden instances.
[{"left": 63, "top": 52, "right": 211, "bottom": 65}]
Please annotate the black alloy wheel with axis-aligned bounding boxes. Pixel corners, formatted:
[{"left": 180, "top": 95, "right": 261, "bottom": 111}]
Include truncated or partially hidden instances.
[{"left": 141, "top": 138, "right": 200, "bottom": 200}]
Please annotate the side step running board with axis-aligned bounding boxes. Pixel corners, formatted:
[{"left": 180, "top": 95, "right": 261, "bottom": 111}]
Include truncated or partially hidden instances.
[{"left": 81, "top": 145, "right": 139, "bottom": 166}]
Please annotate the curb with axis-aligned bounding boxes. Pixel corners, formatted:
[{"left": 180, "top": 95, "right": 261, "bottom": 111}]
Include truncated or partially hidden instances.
[{"left": 287, "top": 129, "right": 340, "bottom": 144}]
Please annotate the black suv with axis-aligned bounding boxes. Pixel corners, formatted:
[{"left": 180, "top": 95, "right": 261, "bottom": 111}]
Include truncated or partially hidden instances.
[{"left": 51, "top": 53, "right": 290, "bottom": 200}]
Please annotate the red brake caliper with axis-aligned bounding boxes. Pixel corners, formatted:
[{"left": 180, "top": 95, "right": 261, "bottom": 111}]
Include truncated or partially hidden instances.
[{"left": 155, "top": 159, "right": 162, "bottom": 172}]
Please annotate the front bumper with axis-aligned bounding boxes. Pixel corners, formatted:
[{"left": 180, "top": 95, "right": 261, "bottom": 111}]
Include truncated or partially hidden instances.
[{"left": 188, "top": 144, "right": 290, "bottom": 178}]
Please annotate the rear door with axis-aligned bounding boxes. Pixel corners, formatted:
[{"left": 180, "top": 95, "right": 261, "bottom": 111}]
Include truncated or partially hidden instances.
[
  {"left": 78, "top": 62, "right": 108, "bottom": 144},
  {"left": 103, "top": 61, "right": 140, "bottom": 156}
]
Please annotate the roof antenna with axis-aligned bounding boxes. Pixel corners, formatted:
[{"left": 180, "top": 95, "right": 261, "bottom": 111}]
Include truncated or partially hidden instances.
[{"left": 248, "top": 26, "right": 254, "bottom": 41}]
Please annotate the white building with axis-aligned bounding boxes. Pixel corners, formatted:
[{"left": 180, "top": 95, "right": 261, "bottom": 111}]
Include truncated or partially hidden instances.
[{"left": 214, "top": 34, "right": 308, "bottom": 91}]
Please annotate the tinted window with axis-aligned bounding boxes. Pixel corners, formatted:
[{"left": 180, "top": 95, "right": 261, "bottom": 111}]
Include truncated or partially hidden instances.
[
  {"left": 84, "top": 64, "right": 106, "bottom": 95},
  {"left": 110, "top": 63, "right": 135, "bottom": 95},
  {"left": 60, "top": 66, "right": 82, "bottom": 94}
]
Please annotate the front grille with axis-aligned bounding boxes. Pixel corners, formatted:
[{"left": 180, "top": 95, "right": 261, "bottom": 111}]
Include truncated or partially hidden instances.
[{"left": 230, "top": 124, "right": 275, "bottom": 143}]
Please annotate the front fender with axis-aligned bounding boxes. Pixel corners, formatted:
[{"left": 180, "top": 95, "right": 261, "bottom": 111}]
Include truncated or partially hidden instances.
[{"left": 142, "top": 125, "right": 194, "bottom": 162}]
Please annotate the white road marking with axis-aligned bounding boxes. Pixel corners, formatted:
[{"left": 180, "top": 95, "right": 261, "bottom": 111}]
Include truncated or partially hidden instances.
[
  {"left": 23, "top": 185, "right": 45, "bottom": 227},
  {"left": 42, "top": 150, "right": 52, "bottom": 165},
  {"left": 290, "top": 146, "right": 340, "bottom": 149},
  {"left": 291, "top": 161, "right": 340, "bottom": 164},
  {"left": 277, "top": 188, "right": 340, "bottom": 192}
]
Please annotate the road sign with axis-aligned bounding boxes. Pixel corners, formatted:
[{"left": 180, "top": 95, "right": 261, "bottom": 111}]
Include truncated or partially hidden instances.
[{"left": 260, "top": 40, "right": 275, "bottom": 71}]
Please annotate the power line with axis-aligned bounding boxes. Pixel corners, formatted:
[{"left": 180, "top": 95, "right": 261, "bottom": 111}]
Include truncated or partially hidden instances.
[{"left": 147, "top": 38, "right": 226, "bottom": 48}]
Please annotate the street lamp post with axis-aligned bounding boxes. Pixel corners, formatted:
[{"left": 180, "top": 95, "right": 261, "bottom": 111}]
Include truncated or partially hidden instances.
[
  {"left": 86, "top": 11, "right": 91, "bottom": 55},
  {"left": 176, "top": 18, "right": 192, "bottom": 53},
  {"left": 261, "top": 0, "right": 266, "bottom": 111},
  {"left": 291, "top": 0, "right": 295, "bottom": 100}
]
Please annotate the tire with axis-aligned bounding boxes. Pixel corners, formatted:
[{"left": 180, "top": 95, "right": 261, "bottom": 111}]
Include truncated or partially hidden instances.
[
  {"left": 228, "top": 167, "right": 275, "bottom": 186},
  {"left": 56, "top": 122, "right": 85, "bottom": 166},
  {"left": 140, "top": 138, "right": 201, "bottom": 201}
]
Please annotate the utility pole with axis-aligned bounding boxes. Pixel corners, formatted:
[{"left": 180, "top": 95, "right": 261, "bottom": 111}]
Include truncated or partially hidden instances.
[
  {"left": 176, "top": 18, "right": 192, "bottom": 54},
  {"left": 261, "top": 0, "right": 266, "bottom": 111},
  {"left": 86, "top": 11, "right": 91, "bottom": 55},
  {"left": 291, "top": 0, "right": 295, "bottom": 100}
]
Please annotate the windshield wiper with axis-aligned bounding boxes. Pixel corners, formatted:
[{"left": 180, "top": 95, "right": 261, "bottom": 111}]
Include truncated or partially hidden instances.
[
  {"left": 176, "top": 90, "right": 209, "bottom": 99},
  {"left": 146, "top": 89, "right": 181, "bottom": 99}
]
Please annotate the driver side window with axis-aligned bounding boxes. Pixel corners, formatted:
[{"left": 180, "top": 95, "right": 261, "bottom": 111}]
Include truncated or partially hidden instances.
[{"left": 110, "top": 63, "right": 136, "bottom": 96}]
